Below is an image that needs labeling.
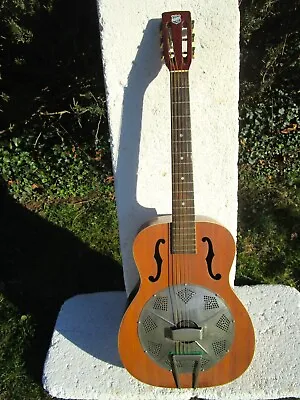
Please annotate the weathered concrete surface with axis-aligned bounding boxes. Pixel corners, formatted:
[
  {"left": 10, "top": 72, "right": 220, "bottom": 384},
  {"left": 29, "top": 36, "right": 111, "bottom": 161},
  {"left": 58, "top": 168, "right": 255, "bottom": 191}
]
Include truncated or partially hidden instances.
[{"left": 43, "top": 286, "right": 300, "bottom": 399}]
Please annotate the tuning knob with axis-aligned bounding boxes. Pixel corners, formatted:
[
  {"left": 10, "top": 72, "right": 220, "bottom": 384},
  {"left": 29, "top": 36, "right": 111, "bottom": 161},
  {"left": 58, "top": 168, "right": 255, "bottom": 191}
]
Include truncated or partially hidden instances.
[
  {"left": 192, "top": 47, "right": 195, "bottom": 59},
  {"left": 192, "top": 20, "right": 195, "bottom": 30},
  {"left": 192, "top": 33, "right": 195, "bottom": 43}
]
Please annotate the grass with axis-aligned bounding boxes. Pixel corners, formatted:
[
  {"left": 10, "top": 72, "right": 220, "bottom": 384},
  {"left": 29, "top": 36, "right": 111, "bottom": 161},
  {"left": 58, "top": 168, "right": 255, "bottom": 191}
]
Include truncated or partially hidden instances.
[{"left": 236, "top": 172, "right": 300, "bottom": 287}]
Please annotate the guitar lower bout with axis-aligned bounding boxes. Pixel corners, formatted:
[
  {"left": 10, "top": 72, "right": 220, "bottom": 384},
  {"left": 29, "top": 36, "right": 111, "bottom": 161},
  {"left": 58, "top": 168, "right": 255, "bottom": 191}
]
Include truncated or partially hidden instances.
[{"left": 118, "top": 216, "right": 255, "bottom": 388}]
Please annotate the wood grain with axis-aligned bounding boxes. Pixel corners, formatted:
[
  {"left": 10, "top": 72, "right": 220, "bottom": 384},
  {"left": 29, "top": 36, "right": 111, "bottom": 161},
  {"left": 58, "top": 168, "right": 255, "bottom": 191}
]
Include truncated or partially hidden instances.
[{"left": 118, "top": 218, "right": 255, "bottom": 388}]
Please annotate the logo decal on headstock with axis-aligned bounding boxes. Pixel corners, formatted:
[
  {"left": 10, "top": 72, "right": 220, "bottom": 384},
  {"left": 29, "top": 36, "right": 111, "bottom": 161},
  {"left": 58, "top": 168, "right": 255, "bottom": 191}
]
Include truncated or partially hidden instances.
[{"left": 171, "top": 14, "right": 181, "bottom": 24}]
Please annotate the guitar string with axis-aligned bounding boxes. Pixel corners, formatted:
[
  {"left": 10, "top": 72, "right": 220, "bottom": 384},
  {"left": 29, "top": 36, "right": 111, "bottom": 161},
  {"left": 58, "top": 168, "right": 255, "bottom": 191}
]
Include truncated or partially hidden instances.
[
  {"left": 186, "top": 69, "right": 193, "bottom": 352},
  {"left": 170, "top": 37, "right": 195, "bottom": 357},
  {"left": 181, "top": 69, "right": 186, "bottom": 352},
  {"left": 176, "top": 68, "right": 184, "bottom": 356},
  {"left": 170, "top": 51, "right": 180, "bottom": 358},
  {"left": 185, "top": 69, "right": 190, "bottom": 342},
  {"left": 175, "top": 59, "right": 184, "bottom": 356},
  {"left": 174, "top": 64, "right": 182, "bottom": 356},
  {"left": 165, "top": 20, "right": 196, "bottom": 368},
  {"left": 178, "top": 68, "right": 185, "bottom": 357},
  {"left": 182, "top": 71, "right": 189, "bottom": 353},
  {"left": 169, "top": 23, "right": 197, "bottom": 365},
  {"left": 182, "top": 68, "right": 187, "bottom": 356}
]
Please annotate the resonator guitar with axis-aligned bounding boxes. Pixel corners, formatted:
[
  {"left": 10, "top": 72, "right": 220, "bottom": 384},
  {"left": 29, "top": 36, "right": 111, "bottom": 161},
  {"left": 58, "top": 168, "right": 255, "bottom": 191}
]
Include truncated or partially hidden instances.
[{"left": 118, "top": 11, "right": 255, "bottom": 388}]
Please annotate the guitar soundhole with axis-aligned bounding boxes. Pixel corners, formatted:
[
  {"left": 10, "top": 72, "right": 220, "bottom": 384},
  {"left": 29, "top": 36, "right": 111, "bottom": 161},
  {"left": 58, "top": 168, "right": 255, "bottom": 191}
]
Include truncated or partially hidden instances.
[
  {"left": 212, "top": 340, "right": 227, "bottom": 357},
  {"left": 177, "top": 287, "right": 196, "bottom": 304},
  {"left": 148, "top": 341, "right": 162, "bottom": 357},
  {"left": 153, "top": 296, "right": 168, "bottom": 311},
  {"left": 149, "top": 238, "right": 165, "bottom": 282},
  {"left": 204, "top": 295, "right": 219, "bottom": 310},
  {"left": 143, "top": 315, "right": 157, "bottom": 333},
  {"left": 216, "top": 314, "right": 230, "bottom": 332}
]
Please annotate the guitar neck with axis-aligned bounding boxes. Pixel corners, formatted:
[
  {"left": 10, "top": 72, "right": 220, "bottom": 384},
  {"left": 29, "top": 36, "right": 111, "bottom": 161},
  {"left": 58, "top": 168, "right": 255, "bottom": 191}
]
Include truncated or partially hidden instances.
[{"left": 170, "top": 70, "right": 196, "bottom": 254}]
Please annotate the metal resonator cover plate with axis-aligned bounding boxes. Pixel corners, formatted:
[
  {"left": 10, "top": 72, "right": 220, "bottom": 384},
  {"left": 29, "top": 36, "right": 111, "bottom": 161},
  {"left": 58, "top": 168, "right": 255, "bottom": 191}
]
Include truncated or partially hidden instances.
[{"left": 138, "top": 284, "right": 234, "bottom": 373}]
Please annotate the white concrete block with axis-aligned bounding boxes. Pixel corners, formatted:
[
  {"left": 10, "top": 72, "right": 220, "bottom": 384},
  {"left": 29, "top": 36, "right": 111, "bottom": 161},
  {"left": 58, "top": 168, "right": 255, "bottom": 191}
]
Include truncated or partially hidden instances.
[
  {"left": 43, "top": 285, "right": 300, "bottom": 399},
  {"left": 97, "top": 0, "right": 240, "bottom": 294}
]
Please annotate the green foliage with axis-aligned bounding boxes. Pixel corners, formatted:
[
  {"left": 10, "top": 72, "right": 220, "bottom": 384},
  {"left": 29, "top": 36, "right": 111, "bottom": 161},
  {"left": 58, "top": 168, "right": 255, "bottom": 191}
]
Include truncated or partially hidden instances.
[
  {"left": 237, "top": 178, "right": 300, "bottom": 287},
  {"left": 239, "top": 88, "right": 299, "bottom": 184},
  {"left": 42, "top": 190, "right": 121, "bottom": 262},
  {"left": 240, "top": 0, "right": 300, "bottom": 98},
  {"left": 238, "top": 1, "right": 300, "bottom": 289},
  {"left": 0, "top": 294, "right": 50, "bottom": 400},
  {"left": 0, "top": 138, "right": 107, "bottom": 203},
  {"left": 0, "top": 0, "right": 110, "bottom": 204},
  {"left": 0, "top": 0, "right": 107, "bottom": 164}
]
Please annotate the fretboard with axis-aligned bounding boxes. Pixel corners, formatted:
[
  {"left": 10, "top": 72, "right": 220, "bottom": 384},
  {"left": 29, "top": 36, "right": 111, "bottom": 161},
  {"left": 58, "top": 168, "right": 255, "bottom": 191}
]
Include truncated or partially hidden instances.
[{"left": 170, "top": 71, "right": 196, "bottom": 254}]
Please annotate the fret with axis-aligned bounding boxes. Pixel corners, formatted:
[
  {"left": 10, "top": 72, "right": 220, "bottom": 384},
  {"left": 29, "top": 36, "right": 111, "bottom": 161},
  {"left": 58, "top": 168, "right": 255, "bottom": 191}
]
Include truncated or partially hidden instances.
[
  {"left": 176, "top": 183, "right": 194, "bottom": 185},
  {"left": 171, "top": 92, "right": 189, "bottom": 102},
  {"left": 173, "top": 206, "right": 195, "bottom": 209},
  {"left": 172, "top": 219, "right": 195, "bottom": 222},
  {"left": 172, "top": 190, "right": 194, "bottom": 193},
  {"left": 172, "top": 171, "right": 193, "bottom": 174},
  {"left": 173, "top": 206, "right": 194, "bottom": 210},
  {"left": 172, "top": 119, "right": 191, "bottom": 124},
  {"left": 170, "top": 70, "right": 195, "bottom": 254},
  {"left": 172, "top": 175, "right": 194, "bottom": 179},
  {"left": 172, "top": 213, "right": 195, "bottom": 217},
  {"left": 172, "top": 246, "right": 196, "bottom": 249},
  {"left": 172, "top": 221, "right": 195, "bottom": 225},
  {"left": 172, "top": 162, "right": 193, "bottom": 165},
  {"left": 172, "top": 243, "right": 196, "bottom": 246},
  {"left": 172, "top": 239, "right": 195, "bottom": 241},
  {"left": 172, "top": 169, "right": 193, "bottom": 172},
  {"left": 172, "top": 176, "right": 193, "bottom": 179},
  {"left": 172, "top": 232, "right": 196, "bottom": 236},
  {"left": 172, "top": 183, "right": 194, "bottom": 186},
  {"left": 172, "top": 198, "right": 194, "bottom": 202},
  {"left": 172, "top": 168, "right": 193, "bottom": 172},
  {"left": 172, "top": 226, "right": 196, "bottom": 229},
  {"left": 172, "top": 250, "right": 196, "bottom": 254}
]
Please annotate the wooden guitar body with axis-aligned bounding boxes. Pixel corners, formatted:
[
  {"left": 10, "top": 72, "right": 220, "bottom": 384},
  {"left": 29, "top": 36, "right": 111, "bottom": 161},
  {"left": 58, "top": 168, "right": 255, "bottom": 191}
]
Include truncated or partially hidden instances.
[
  {"left": 118, "top": 216, "right": 255, "bottom": 388},
  {"left": 118, "top": 11, "right": 255, "bottom": 388}
]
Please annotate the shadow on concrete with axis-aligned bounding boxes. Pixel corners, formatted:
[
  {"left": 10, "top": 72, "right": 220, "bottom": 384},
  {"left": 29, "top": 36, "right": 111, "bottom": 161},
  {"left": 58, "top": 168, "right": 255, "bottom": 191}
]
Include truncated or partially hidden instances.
[
  {"left": 53, "top": 292, "right": 127, "bottom": 368},
  {"left": 113, "top": 18, "right": 162, "bottom": 289}
]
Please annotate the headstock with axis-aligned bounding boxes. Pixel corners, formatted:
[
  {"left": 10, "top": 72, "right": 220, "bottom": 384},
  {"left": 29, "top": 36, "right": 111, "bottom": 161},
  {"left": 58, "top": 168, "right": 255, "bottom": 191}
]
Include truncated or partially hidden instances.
[{"left": 161, "top": 11, "right": 195, "bottom": 71}]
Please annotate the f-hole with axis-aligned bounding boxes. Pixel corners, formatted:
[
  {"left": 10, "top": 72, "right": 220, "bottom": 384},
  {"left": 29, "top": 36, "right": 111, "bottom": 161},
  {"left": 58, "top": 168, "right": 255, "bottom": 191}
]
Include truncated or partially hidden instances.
[
  {"left": 202, "top": 237, "right": 221, "bottom": 280},
  {"left": 149, "top": 238, "right": 165, "bottom": 282}
]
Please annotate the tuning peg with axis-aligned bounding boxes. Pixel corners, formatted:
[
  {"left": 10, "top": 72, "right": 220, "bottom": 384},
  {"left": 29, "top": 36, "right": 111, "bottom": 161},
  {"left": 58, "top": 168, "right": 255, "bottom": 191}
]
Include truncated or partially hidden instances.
[
  {"left": 192, "top": 33, "right": 195, "bottom": 43},
  {"left": 191, "top": 20, "right": 195, "bottom": 30},
  {"left": 192, "top": 47, "right": 195, "bottom": 59}
]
